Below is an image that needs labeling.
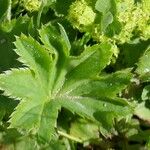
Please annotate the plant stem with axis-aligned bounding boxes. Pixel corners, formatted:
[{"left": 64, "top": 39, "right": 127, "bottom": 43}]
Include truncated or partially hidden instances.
[
  {"left": 37, "top": 0, "right": 45, "bottom": 28},
  {"left": 6, "top": 0, "right": 11, "bottom": 22},
  {"left": 58, "top": 130, "right": 83, "bottom": 143}
]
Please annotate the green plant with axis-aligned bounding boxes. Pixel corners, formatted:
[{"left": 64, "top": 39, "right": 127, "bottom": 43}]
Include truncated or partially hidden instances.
[{"left": 0, "top": 0, "right": 150, "bottom": 149}]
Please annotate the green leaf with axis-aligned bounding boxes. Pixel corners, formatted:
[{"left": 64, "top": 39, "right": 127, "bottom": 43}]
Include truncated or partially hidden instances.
[
  {"left": 129, "top": 130, "right": 150, "bottom": 145},
  {"left": 101, "top": 11, "right": 113, "bottom": 33},
  {"left": 0, "top": 24, "right": 132, "bottom": 142},
  {"left": 105, "top": 19, "right": 122, "bottom": 37},
  {"left": 2, "top": 128, "right": 22, "bottom": 144},
  {"left": 39, "top": 23, "right": 70, "bottom": 56},
  {"left": 69, "top": 118, "right": 99, "bottom": 142},
  {"left": 38, "top": 101, "right": 60, "bottom": 141},
  {"left": 57, "top": 96, "right": 132, "bottom": 135},
  {"left": 0, "top": 0, "right": 11, "bottom": 23},
  {"left": 58, "top": 97, "right": 132, "bottom": 121},
  {"left": 9, "top": 100, "right": 60, "bottom": 142},
  {"left": 134, "top": 102, "right": 150, "bottom": 123},
  {"left": 62, "top": 42, "right": 113, "bottom": 91},
  {"left": 0, "top": 69, "right": 40, "bottom": 99},
  {"left": 54, "top": 0, "right": 74, "bottom": 16},
  {"left": 95, "top": 0, "right": 112, "bottom": 13},
  {"left": 0, "top": 16, "right": 32, "bottom": 73},
  {"left": 66, "top": 69, "right": 132, "bottom": 99},
  {"left": 116, "top": 40, "right": 150, "bottom": 69},
  {"left": 0, "top": 0, "right": 9, "bottom": 21},
  {"left": 14, "top": 34, "right": 53, "bottom": 89},
  {"left": 0, "top": 107, "right": 5, "bottom": 121},
  {"left": 0, "top": 94, "right": 18, "bottom": 120},
  {"left": 136, "top": 46, "right": 150, "bottom": 81},
  {"left": 39, "top": 24, "right": 70, "bottom": 96},
  {"left": 95, "top": 0, "right": 116, "bottom": 15},
  {"left": 146, "top": 137, "right": 150, "bottom": 150},
  {"left": 14, "top": 136, "right": 38, "bottom": 150},
  {"left": 58, "top": 23, "right": 71, "bottom": 51},
  {"left": 142, "top": 85, "right": 150, "bottom": 101},
  {"left": 45, "top": 139, "right": 67, "bottom": 150}
]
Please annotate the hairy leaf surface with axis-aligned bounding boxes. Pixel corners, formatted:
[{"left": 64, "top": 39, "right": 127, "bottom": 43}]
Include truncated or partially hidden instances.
[{"left": 0, "top": 24, "right": 133, "bottom": 142}]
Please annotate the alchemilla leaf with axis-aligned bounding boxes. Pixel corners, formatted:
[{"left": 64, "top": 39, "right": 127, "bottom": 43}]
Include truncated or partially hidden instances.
[
  {"left": 0, "top": 24, "right": 133, "bottom": 142},
  {"left": 136, "top": 46, "right": 150, "bottom": 82}
]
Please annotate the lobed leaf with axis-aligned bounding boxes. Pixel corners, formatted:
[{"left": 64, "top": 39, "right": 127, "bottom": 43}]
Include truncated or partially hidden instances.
[
  {"left": 57, "top": 96, "right": 132, "bottom": 122},
  {"left": 65, "top": 69, "right": 132, "bottom": 98},
  {"left": 38, "top": 100, "right": 60, "bottom": 141},
  {"left": 0, "top": 24, "right": 133, "bottom": 142},
  {"left": 14, "top": 34, "right": 54, "bottom": 90},
  {"left": 62, "top": 42, "right": 113, "bottom": 91},
  {"left": 39, "top": 24, "right": 70, "bottom": 95},
  {"left": 0, "top": 68, "right": 40, "bottom": 100},
  {"left": 39, "top": 24, "right": 70, "bottom": 56}
]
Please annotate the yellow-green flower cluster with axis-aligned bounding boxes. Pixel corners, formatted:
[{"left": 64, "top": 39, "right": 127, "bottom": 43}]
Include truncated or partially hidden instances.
[
  {"left": 67, "top": 0, "right": 150, "bottom": 63},
  {"left": 23, "top": 0, "right": 41, "bottom": 12},
  {"left": 67, "top": 0, "right": 96, "bottom": 31},
  {"left": 116, "top": 0, "right": 150, "bottom": 43},
  {"left": 137, "top": 3, "right": 150, "bottom": 40},
  {"left": 68, "top": 0, "right": 150, "bottom": 43}
]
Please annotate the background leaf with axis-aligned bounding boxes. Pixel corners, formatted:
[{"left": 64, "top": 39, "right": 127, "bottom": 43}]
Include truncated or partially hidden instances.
[{"left": 136, "top": 46, "right": 150, "bottom": 81}]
